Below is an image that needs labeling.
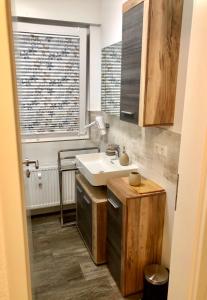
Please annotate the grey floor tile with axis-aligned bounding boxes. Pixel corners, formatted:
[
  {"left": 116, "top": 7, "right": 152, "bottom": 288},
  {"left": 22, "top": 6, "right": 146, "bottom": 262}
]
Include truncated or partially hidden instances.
[{"left": 31, "top": 214, "right": 141, "bottom": 300}]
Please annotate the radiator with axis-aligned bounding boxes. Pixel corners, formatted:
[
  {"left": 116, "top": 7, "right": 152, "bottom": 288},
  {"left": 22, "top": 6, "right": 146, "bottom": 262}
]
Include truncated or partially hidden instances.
[{"left": 25, "top": 166, "right": 76, "bottom": 210}]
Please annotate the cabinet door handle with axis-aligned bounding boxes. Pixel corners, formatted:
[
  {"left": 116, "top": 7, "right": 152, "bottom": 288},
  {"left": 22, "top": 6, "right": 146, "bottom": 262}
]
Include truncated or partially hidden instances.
[
  {"left": 121, "top": 111, "right": 135, "bottom": 116},
  {"left": 108, "top": 197, "right": 119, "bottom": 209},
  {"left": 83, "top": 195, "right": 90, "bottom": 205},
  {"left": 77, "top": 185, "right": 83, "bottom": 194}
]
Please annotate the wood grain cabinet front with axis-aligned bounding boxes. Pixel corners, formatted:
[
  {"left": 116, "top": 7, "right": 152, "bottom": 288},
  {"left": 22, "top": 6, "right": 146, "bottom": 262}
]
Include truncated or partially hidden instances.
[
  {"left": 76, "top": 174, "right": 107, "bottom": 265},
  {"left": 107, "top": 177, "right": 166, "bottom": 297},
  {"left": 120, "top": 0, "right": 184, "bottom": 126}
]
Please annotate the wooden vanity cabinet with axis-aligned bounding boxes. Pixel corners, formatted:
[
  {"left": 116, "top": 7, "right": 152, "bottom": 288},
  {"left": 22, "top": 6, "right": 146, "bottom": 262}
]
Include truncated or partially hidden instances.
[
  {"left": 76, "top": 174, "right": 107, "bottom": 264},
  {"left": 120, "top": 0, "right": 184, "bottom": 126},
  {"left": 107, "top": 177, "right": 166, "bottom": 296}
]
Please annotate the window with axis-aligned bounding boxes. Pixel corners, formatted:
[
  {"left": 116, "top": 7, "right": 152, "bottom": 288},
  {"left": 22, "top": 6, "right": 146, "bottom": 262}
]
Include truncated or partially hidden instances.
[{"left": 13, "top": 23, "right": 88, "bottom": 142}]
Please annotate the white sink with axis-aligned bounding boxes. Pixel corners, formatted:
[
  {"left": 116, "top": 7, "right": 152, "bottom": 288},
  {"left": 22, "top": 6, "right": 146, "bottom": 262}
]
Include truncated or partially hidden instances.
[{"left": 76, "top": 152, "right": 138, "bottom": 186}]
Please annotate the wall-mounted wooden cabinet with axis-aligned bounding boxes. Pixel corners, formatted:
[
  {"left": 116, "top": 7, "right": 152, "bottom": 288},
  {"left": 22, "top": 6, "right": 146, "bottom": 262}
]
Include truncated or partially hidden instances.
[
  {"left": 76, "top": 174, "right": 107, "bottom": 265},
  {"left": 120, "top": 0, "right": 184, "bottom": 126},
  {"left": 107, "top": 177, "right": 166, "bottom": 296}
]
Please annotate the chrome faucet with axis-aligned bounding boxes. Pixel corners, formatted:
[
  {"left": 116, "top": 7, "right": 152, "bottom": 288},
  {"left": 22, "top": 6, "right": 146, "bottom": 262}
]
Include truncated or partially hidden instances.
[
  {"left": 114, "top": 149, "right": 120, "bottom": 160},
  {"left": 114, "top": 145, "right": 120, "bottom": 158},
  {"left": 110, "top": 145, "right": 120, "bottom": 161}
]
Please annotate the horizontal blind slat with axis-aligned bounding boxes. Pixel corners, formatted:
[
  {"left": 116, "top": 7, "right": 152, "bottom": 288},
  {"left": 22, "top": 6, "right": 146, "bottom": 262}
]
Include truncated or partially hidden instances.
[
  {"left": 14, "top": 30, "right": 81, "bottom": 136},
  {"left": 101, "top": 42, "right": 122, "bottom": 115}
]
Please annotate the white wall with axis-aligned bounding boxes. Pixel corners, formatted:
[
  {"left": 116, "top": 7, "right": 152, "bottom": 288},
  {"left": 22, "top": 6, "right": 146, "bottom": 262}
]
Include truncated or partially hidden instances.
[
  {"left": 13, "top": 0, "right": 101, "bottom": 24},
  {"left": 101, "top": 0, "right": 124, "bottom": 48},
  {"left": 170, "top": 0, "right": 194, "bottom": 134},
  {"left": 22, "top": 140, "right": 96, "bottom": 167},
  {"left": 168, "top": 0, "right": 207, "bottom": 297}
]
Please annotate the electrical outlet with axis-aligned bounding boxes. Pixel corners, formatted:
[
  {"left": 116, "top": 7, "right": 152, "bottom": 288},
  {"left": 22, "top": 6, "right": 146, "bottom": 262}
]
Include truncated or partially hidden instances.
[
  {"left": 160, "top": 144, "right": 168, "bottom": 157},
  {"left": 154, "top": 143, "right": 168, "bottom": 157},
  {"left": 154, "top": 143, "right": 159, "bottom": 153}
]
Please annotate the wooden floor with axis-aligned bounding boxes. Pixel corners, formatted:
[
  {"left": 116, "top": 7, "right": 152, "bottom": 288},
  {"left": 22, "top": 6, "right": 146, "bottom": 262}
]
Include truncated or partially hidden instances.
[{"left": 31, "top": 214, "right": 141, "bottom": 300}]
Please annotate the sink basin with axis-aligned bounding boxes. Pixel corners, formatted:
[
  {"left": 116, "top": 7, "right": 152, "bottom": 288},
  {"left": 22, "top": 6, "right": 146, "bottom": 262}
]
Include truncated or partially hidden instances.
[{"left": 76, "top": 152, "right": 138, "bottom": 186}]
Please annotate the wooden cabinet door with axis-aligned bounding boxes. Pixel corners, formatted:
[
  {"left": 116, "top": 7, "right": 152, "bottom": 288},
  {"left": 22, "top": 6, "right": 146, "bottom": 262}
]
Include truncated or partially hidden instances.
[
  {"left": 76, "top": 183, "right": 92, "bottom": 251},
  {"left": 107, "top": 189, "right": 123, "bottom": 287},
  {"left": 120, "top": 1, "right": 144, "bottom": 124},
  {"left": 121, "top": 0, "right": 183, "bottom": 127}
]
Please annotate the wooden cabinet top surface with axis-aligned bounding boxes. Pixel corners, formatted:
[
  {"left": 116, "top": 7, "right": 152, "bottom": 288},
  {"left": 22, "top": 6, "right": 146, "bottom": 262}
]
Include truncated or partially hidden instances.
[
  {"left": 107, "top": 176, "right": 165, "bottom": 205},
  {"left": 76, "top": 174, "right": 107, "bottom": 204}
]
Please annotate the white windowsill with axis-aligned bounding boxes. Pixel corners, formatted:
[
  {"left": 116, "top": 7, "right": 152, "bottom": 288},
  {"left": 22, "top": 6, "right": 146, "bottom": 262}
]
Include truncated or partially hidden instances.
[{"left": 22, "top": 134, "right": 90, "bottom": 144}]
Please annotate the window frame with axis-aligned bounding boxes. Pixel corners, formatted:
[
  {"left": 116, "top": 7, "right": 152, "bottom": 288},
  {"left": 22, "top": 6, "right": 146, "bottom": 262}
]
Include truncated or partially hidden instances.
[{"left": 13, "top": 22, "right": 89, "bottom": 143}]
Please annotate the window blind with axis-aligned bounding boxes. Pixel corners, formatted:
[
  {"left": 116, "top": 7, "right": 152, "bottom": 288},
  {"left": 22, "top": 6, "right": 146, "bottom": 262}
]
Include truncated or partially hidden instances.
[
  {"left": 101, "top": 41, "right": 122, "bottom": 116},
  {"left": 14, "top": 31, "right": 81, "bottom": 136}
]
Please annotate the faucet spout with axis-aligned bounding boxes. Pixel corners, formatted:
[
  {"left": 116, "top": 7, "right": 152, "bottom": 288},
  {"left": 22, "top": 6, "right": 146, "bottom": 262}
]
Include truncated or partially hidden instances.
[{"left": 110, "top": 147, "right": 120, "bottom": 161}]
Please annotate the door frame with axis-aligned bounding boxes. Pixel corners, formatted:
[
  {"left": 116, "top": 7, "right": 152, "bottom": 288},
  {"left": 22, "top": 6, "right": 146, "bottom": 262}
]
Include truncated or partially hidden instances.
[
  {"left": 0, "top": 0, "right": 32, "bottom": 299},
  {"left": 168, "top": 0, "right": 207, "bottom": 299},
  {"left": 1, "top": 0, "right": 207, "bottom": 299}
]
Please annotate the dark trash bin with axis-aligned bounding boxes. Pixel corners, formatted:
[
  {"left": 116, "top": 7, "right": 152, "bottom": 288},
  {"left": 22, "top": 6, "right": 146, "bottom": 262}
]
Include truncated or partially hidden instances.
[{"left": 142, "top": 264, "right": 169, "bottom": 300}]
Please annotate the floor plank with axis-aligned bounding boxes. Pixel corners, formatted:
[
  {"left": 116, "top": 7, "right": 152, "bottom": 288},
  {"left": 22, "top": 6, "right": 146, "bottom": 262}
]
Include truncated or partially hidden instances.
[{"left": 31, "top": 214, "right": 141, "bottom": 300}]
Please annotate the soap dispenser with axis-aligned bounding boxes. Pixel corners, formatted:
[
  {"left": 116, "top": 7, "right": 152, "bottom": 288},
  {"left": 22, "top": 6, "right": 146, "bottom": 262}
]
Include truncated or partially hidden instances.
[{"left": 119, "top": 146, "right": 129, "bottom": 166}]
